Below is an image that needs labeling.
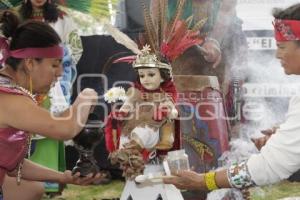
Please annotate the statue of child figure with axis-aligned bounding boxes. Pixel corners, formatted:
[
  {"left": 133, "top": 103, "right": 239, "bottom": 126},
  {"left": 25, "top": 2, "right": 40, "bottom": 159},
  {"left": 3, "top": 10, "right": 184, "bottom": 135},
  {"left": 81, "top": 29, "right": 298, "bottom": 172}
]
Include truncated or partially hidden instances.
[{"left": 104, "top": 45, "right": 183, "bottom": 200}]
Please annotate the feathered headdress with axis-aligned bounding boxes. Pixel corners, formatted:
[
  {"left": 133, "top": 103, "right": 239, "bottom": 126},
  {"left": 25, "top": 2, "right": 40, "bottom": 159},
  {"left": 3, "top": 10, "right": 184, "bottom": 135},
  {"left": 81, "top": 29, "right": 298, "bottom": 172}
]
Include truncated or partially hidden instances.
[
  {"left": 0, "top": 0, "right": 118, "bottom": 18},
  {"left": 105, "top": 0, "right": 206, "bottom": 71},
  {"left": 142, "top": 0, "right": 206, "bottom": 62}
]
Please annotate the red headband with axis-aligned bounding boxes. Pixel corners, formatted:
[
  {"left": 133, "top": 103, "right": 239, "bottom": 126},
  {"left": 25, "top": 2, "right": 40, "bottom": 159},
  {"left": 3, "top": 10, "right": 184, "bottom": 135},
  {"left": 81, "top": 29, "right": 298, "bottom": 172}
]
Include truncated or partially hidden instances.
[
  {"left": 0, "top": 37, "right": 63, "bottom": 65},
  {"left": 10, "top": 46, "right": 64, "bottom": 58},
  {"left": 273, "top": 19, "right": 300, "bottom": 41}
]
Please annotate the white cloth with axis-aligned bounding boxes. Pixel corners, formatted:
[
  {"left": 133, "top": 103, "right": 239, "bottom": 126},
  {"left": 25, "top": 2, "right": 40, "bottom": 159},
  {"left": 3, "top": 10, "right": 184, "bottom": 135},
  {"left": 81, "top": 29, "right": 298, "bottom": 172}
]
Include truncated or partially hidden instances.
[
  {"left": 131, "top": 126, "right": 160, "bottom": 149},
  {"left": 49, "top": 81, "right": 69, "bottom": 114},
  {"left": 49, "top": 16, "right": 83, "bottom": 63},
  {"left": 120, "top": 164, "right": 184, "bottom": 200},
  {"left": 49, "top": 16, "right": 76, "bottom": 44},
  {"left": 247, "top": 96, "right": 300, "bottom": 186},
  {"left": 119, "top": 126, "right": 160, "bottom": 149}
]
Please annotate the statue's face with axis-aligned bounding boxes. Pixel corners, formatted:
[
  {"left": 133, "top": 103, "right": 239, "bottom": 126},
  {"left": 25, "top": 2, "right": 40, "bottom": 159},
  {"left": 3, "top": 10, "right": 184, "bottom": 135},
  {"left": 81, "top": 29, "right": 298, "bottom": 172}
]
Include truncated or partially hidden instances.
[
  {"left": 138, "top": 68, "right": 162, "bottom": 90},
  {"left": 30, "top": 0, "right": 47, "bottom": 8}
]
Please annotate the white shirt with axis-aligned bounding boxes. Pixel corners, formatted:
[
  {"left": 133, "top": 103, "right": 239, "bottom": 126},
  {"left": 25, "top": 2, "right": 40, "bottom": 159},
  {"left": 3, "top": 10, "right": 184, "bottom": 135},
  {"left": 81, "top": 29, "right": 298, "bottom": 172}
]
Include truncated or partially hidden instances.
[{"left": 247, "top": 96, "right": 300, "bottom": 185}]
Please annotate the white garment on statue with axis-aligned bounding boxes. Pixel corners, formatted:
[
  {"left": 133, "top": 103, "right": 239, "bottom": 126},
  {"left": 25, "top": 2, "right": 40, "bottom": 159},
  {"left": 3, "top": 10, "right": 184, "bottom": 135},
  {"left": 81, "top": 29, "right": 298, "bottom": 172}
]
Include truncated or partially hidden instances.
[
  {"left": 247, "top": 96, "right": 300, "bottom": 185},
  {"left": 131, "top": 126, "right": 160, "bottom": 149}
]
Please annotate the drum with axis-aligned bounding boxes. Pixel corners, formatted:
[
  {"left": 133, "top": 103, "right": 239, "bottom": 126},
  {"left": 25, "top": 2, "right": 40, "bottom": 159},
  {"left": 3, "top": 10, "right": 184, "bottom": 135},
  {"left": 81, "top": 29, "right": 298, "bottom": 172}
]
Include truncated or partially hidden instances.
[{"left": 174, "top": 75, "right": 230, "bottom": 173}]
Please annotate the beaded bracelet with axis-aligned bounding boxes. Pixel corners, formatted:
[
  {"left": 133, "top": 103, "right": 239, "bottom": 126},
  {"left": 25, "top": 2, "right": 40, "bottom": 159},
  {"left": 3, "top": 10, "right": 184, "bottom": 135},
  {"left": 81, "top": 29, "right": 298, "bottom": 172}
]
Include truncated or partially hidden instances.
[
  {"left": 204, "top": 171, "right": 219, "bottom": 191},
  {"left": 227, "top": 161, "right": 255, "bottom": 189}
]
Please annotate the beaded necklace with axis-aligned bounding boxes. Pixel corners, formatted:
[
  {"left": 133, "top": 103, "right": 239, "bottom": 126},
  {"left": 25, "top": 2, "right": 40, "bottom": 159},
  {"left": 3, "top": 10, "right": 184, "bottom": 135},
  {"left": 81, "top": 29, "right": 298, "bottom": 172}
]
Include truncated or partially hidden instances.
[
  {"left": 32, "top": 10, "right": 44, "bottom": 21},
  {"left": 14, "top": 84, "right": 38, "bottom": 104},
  {"left": 0, "top": 75, "right": 37, "bottom": 185},
  {"left": 13, "top": 84, "right": 37, "bottom": 185}
]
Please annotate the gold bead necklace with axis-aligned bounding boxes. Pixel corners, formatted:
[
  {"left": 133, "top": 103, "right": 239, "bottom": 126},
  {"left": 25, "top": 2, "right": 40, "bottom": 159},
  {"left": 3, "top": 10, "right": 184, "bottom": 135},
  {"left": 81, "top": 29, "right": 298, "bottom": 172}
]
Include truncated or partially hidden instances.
[{"left": 13, "top": 85, "right": 37, "bottom": 185}]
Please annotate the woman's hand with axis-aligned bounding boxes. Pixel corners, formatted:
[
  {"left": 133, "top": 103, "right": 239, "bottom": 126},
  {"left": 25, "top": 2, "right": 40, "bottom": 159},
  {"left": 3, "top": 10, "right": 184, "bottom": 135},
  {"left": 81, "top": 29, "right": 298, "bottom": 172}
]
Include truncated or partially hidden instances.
[
  {"left": 60, "top": 170, "right": 106, "bottom": 186},
  {"left": 163, "top": 170, "right": 205, "bottom": 190}
]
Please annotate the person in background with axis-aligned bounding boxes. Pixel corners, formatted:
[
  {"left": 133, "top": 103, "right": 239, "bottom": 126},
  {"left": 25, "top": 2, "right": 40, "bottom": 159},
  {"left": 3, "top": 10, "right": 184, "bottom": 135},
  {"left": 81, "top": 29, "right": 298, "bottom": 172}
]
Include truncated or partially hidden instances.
[{"left": 164, "top": 2, "right": 300, "bottom": 195}]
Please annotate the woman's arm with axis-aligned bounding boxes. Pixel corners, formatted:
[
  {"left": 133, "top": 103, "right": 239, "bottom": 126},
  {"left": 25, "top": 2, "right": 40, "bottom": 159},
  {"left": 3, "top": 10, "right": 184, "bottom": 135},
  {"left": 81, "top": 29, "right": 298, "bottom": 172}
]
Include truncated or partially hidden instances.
[
  {"left": 0, "top": 88, "right": 97, "bottom": 140},
  {"left": 163, "top": 168, "right": 231, "bottom": 191},
  {"left": 7, "top": 159, "right": 102, "bottom": 185}
]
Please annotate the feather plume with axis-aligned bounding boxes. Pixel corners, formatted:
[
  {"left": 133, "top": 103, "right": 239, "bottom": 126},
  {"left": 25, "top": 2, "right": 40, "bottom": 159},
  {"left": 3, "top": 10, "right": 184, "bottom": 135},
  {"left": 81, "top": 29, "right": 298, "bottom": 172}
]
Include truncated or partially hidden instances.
[
  {"left": 150, "top": 0, "right": 159, "bottom": 26},
  {"left": 141, "top": 0, "right": 206, "bottom": 62},
  {"left": 0, "top": 0, "right": 14, "bottom": 9},
  {"left": 185, "top": 15, "right": 194, "bottom": 28},
  {"left": 103, "top": 23, "right": 141, "bottom": 55},
  {"left": 161, "top": 20, "right": 204, "bottom": 61},
  {"left": 141, "top": 0, "right": 158, "bottom": 55},
  {"left": 148, "top": 0, "right": 167, "bottom": 58},
  {"left": 1, "top": 0, "right": 22, "bottom": 8},
  {"left": 159, "top": 0, "right": 167, "bottom": 47},
  {"left": 156, "top": 0, "right": 162, "bottom": 47},
  {"left": 102, "top": 52, "right": 135, "bottom": 74},
  {"left": 192, "top": 18, "right": 207, "bottom": 32},
  {"left": 166, "top": 0, "right": 185, "bottom": 42}
]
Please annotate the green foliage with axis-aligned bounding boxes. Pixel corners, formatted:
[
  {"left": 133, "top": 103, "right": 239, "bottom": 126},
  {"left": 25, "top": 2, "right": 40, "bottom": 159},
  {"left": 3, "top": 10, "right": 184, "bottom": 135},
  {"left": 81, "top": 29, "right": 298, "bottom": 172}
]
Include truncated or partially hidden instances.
[
  {"left": 43, "top": 180, "right": 300, "bottom": 200},
  {"left": 251, "top": 181, "right": 300, "bottom": 200},
  {"left": 1, "top": 0, "right": 119, "bottom": 19},
  {"left": 0, "top": 0, "right": 21, "bottom": 9},
  {"left": 62, "top": 0, "right": 119, "bottom": 18},
  {"left": 43, "top": 180, "right": 124, "bottom": 200}
]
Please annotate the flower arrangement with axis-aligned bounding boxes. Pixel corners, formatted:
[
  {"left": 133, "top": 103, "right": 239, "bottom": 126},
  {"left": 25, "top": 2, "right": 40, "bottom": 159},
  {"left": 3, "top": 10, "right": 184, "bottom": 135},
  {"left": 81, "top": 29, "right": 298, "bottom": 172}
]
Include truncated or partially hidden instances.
[{"left": 104, "top": 87, "right": 127, "bottom": 103}]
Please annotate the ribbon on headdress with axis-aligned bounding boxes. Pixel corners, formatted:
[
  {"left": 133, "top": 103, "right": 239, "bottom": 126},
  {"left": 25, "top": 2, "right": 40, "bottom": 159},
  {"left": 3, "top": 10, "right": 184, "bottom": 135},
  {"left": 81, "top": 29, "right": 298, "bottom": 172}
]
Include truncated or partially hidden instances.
[
  {"left": 273, "top": 19, "right": 300, "bottom": 42},
  {"left": 0, "top": 37, "right": 63, "bottom": 65},
  {"left": 113, "top": 55, "right": 137, "bottom": 64}
]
